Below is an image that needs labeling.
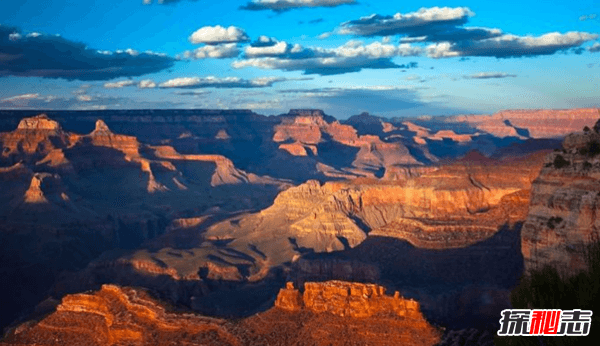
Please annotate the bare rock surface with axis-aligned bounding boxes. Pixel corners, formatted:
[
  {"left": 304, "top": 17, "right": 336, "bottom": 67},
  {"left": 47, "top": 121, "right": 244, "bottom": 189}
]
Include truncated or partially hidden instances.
[
  {"left": 2, "top": 282, "right": 441, "bottom": 346},
  {"left": 522, "top": 120, "right": 600, "bottom": 276}
]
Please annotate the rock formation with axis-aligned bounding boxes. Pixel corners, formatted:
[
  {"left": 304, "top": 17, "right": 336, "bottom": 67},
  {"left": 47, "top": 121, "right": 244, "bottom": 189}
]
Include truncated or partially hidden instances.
[
  {"left": 522, "top": 119, "right": 600, "bottom": 276},
  {"left": 275, "top": 281, "right": 425, "bottom": 319},
  {"left": 1, "top": 282, "right": 442, "bottom": 346},
  {"left": 0, "top": 285, "right": 242, "bottom": 346},
  {"left": 434, "top": 108, "right": 599, "bottom": 139},
  {"left": 0, "top": 114, "right": 289, "bottom": 333}
]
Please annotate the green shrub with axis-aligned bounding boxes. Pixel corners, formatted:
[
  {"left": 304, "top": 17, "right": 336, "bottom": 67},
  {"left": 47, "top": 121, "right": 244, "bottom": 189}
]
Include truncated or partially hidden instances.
[{"left": 495, "top": 241, "right": 600, "bottom": 346}]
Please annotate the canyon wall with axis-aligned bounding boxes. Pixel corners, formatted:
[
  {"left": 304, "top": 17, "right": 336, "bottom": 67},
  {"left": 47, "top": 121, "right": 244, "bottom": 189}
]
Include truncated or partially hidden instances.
[
  {"left": 1, "top": 282, "right": 441, "bottom": 346},
  {"left": 522, "top": 124, "right": 600, "bottom": 276}
]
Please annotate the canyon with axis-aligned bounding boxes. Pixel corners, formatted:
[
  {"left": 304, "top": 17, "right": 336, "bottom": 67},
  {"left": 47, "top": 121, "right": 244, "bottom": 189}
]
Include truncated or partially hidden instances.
[{"left": 1, "top": 107, "right": 598, "bottom": 344}]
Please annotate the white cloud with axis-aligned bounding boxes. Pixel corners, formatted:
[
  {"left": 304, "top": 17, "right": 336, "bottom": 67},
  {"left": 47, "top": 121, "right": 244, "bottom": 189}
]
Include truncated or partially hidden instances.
[
  {"left": 139, "top": 79, "right": 157, "bottom": 88},
  {"left": 180, "top": 43, "right": 240, "bottom": 59},
  {"left": 589, "top": 42, "right": 600, "bottom": 53},
  {"left": 103, "top": 80, "right": 136, "bottom": 88},
  {"left": 466, "top": 72, "right": 517, "bottom": 79},
  {"left": 2, "top": 93, "right": 39, "bottom": 102},
  {"left": 327, "top": 40, "right": 421, "bottom": 58},
  {"left": 233, "top": 40, "right": 421, "bottom": 75},
  {"left": 158, "top": 76, "right": 288, "bottom": 88},
  {"left": 427, "top": 32, "right": 598, "bottom": 58},
  {"left": 189, "top": 25, "right": 249, "bottom": 45},
  {"left": 318, "top": 32, "right": 333, "bottom": 39},
  {"left": 426, "top": 42, "right": 460, "bottom": 58},
  {"left": 339, "top": 7, "right": 474, "bottom": 36},
  {"left": 245, "top": 41, "right": 289, "bottom": 56},
  {"left": 76, "top": 95, "right": 92, "bottom": 102}
]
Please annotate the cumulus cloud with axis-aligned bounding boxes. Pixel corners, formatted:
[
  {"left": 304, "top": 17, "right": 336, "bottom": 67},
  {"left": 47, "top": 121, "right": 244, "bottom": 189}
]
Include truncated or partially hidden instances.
[
  {"left": 158, "top": 76, "right": 289, "bottom": 88},
  {"left": 101, "top": 79, "right": 157, "bottom": 89},
  {"left": 103, "top": 80, "right": 136, "bottom": 88},
  {"left": 179, "top": 43, "right": 240, "bottom": 59},
  {"left": 234, "top": 39, "right": 421, "bottom": 75},
  {"left": 189, "top": 26, "right": 249, "bottom": 45},
  {"left": 245, "top": 38, "right": 290, "bottom": 57},
  {"left": 336, "top": 7, "right": 596, "bottom": 59},
  {"left": 590, "top": 43, "right": 600, "bottom": 53},
  {"left": 0, "top": 26, "right": 174, "bottom": 81},
  {"left": 138, "top": 79, "right": 157, "bottom": 88},
  {"left": 339, "top": 7, "right": 475, "bottom": 37},
  {"left": 465, "top": 72, "right": 517, "bottom": 79},
  {"left": 241, "top": 0, "right": 356, "bottom": 12},
  {"left": 427, "top": 31, "right": 598, "bottom": 58}
]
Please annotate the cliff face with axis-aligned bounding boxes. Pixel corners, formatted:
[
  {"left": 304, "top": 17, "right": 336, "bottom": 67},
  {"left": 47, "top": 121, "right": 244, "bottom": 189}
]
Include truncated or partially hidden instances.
[
  {"left": 1, "top": 285, "right": 241, "bottom": 346},
  {"left": 0, "top": 114, "right": 72, "bottom": 164},
  {"left": 275, "top": 281, "right": 424, "bottom": 319},
  {"left": 2, "top": 282, "right": 440, "bottom": 346},
  {"left": 521, "top": 124, "right": 600, "bottom": 276},
  {"left": 443, "top": 108, "right": 599, "bottom": 139}
]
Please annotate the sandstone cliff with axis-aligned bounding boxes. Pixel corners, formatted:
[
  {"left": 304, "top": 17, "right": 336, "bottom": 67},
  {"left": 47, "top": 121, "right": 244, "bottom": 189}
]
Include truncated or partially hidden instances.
[
  {"left": 275, "top": 281, "right": 425, "bottom": 319},
  {"left": 1, "top": 285, "right": 242, "bottom": 346},
  {"left": 521, "top": 120, "right": 600, "bottom": 276},
  {"left": 2, "top": 282, "right": 440, "bottom": 346},
  {"left": 431, "top": 108, "right": 599, "bottom": 139}
]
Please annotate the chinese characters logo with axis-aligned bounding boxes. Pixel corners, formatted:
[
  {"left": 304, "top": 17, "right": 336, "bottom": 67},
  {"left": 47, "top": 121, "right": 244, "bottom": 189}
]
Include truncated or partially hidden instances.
[{"left": 498, "top": 309, "right": 593, "bottom": 336}]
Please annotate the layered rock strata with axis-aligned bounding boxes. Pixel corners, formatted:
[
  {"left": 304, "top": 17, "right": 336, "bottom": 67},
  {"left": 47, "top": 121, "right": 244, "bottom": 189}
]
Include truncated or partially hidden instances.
[
  {"left": 522, "top": 121, "right": 600, "bottom": 276},
  {"left": 2, "top": 283, "right": 441, "bottom": 346},
  {"left": 275, "top": 281, "right": 424, "bottom": 319}
]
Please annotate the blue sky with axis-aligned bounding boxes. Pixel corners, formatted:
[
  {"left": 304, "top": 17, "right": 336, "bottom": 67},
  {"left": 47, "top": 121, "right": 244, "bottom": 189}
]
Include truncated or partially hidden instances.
[{"left": 0, "top": 0, "right": 598, "bottom": 118}]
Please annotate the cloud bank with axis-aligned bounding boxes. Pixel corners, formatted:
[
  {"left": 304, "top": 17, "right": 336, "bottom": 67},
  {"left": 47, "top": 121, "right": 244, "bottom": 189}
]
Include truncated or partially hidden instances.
[
  {"left": 336, "top": 7, "right": 596, "bottom": 58},
  {"left": 158, "top": 76, "right": 289, "bottom": 88},
  {"left": 234, "top": 39, "right": 420, "bottom": 75},
  {"left": 465, "top": 72, "right": 517, "bottom": 79},
  {"left": 0, "top": 26, "right": 174, "bottom": 81}
]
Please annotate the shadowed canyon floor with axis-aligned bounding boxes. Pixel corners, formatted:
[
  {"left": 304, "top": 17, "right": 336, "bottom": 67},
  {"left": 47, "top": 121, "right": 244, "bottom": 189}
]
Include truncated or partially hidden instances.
[{"left": 1, "top": 108, "right": 598, "bottom": 342}]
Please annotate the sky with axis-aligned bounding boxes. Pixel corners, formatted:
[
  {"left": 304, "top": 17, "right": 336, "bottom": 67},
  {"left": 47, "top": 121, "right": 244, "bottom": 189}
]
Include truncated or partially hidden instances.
[{"left": 0, "top": 0, "right": 598, "bottom": 118}]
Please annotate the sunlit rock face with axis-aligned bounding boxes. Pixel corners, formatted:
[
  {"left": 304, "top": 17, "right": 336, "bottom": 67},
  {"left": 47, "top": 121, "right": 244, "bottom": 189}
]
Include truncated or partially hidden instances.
[
  {"left": 0, "top": 285, "right": 241, "bottom": 346},
  {"left": 443, "top": 108, "right": 600, "bottom": 139},
  {"left": 522, "top": 120, "right": 600, "bottom": 277},
  {"left": 276, "top": 280, "right": 424, "bottom": 319},
  {"left": 0, "top": 114, "right": 71, "bottom": 163},
  {"left": 2, "top": 282, "right": 440, "bottom": 346}
]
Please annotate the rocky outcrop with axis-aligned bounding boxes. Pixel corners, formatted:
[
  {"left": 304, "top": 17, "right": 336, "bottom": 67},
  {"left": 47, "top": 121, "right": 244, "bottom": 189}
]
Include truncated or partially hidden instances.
[
  {"left": 1, "top": 285, "right": 241, "bottom": 346},
  {"left": 275, "top": 281, "right": 426, "bottom": 320},
  {"left": 273, "top": 109, "right": 421, "bottom": 175},
  {"left": 522, "top": 122, "right": 600, "bottom": 276},
  {"left": 3, "top": 282, "right": 441, "bottom": 346},
  {"left": 0, "top": 114, "right": 71, "bottom": 163},
  {"left": 83, "top": 119, "right": 141, "bottom": 157}
]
